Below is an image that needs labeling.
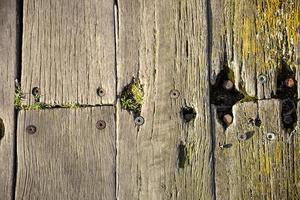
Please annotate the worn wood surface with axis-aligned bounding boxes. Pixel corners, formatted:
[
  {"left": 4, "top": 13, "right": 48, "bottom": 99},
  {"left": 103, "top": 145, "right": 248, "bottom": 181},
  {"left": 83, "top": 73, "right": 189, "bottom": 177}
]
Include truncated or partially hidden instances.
[
  {"left": 21, "top": 0, "right": 116, "bottom": 105},
  {"left": 116, "top": 0, "right": 214, "bottom": 199},
  {"left": 16, "top": 107, "right": 116, "bottom": 200},
  {"left": 214, "top": 100, "right": 300, "bottom": 200},
  {"left": 0, "top": 0, "right": 16, "bottom": 199}
]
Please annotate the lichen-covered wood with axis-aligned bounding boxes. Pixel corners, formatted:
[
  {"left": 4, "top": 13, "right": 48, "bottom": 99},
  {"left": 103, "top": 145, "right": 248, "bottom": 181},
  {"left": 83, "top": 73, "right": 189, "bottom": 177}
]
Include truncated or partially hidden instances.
[
  {"left": 16, "top": 107, "right": 116, "bottom": 199},
  {"left": 0, "top": 0, "right": 16, "bottom": 198},
  {"left": 21, "top": 0, "right": 116, "bottom": 105},
  {"left": 116, "top": 0, "right": 214, "bottom": 199}
]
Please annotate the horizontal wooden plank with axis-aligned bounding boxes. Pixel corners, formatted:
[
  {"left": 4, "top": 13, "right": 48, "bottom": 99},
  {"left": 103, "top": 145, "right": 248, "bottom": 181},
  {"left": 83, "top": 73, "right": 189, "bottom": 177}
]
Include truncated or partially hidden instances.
[
  {"left": 117, "top": 0, "right": 214, "bottom": 199},
  {"left": 16, "top": 107, "right": 116, "bottom": 200},
  {"left": 21, "top": 0, "right": 116, "bottom": 105},
  {"left": 0, "top": 0, "right": 16, "bottom": 198}
]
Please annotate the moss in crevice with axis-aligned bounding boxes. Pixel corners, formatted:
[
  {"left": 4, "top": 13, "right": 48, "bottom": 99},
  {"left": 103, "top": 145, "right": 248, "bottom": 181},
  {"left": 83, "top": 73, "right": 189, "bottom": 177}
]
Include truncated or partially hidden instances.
[{"left": 120, "top": 78, "right": 144, "bottom": 116}]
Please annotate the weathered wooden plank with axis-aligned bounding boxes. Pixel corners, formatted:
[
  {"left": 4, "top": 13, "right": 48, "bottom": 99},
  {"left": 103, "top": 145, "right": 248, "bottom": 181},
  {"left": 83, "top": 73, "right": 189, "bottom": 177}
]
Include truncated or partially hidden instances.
[
  {"left": 116, "top": 0, "right": 214, "bottom": 199},
  {"left": 0, "top": 0, "right": 17, "bottom": 198},
  {"left": 211, "top": 0, "right": 299, "bottom": 99},
  {"left": 16, "top": 107, "right": 116, "bottom": 200},
  {"left": 214, "top": 100, "right": 300, "bottom": 199},
  {"left": 22, "top": 0, "right": 116, "bottom": 105}
]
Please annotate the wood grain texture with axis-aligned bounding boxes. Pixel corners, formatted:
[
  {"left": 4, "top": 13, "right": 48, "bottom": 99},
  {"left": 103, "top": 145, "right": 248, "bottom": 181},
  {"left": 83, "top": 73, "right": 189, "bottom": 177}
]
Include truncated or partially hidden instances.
[
  {"left": 0, "top": 0, "right": 16, "bottom": 198},
  {"left": 16, "top": 107, "right": 116, "bottom": 200},
  {"left": 214, "top": 100, "right": 300, "bottom": 199},
  {"left": 211, "top": 0, "right": 299, "bottom": 99},
  {"left": 22, "top": 0, "right": 116, "bottom": 105},
  {"left": 116, "top": 0, "right": 214, "bottom": 199}
]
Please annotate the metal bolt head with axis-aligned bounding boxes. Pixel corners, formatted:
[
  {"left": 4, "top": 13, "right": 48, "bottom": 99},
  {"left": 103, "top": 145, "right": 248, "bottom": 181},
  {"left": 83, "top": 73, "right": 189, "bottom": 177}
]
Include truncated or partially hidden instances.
[
  {"left": 97, "top": 87, "right": 106, "bottom": 97},
  {"left": 32, "top": 87, "right": 40, "bottom": 96},
  {"left": 285, "top": 78, "right": 295, "bottom": 88},
  {"left": 223, "top": 80, "right": 234, "bottom": 90},
  {"left": 26, "top": 125, "right": 37, "bottom": 134},
  {"left": 238, "top": 134, "right": 247, "bottom": 141},
  {"left": 223, "top": 114, "right": 233, "bottom": 125},
  {"left": 170, "top": 89, "right": 180, "bottom": 99},
  {"left": 96, "top": 120, "right": 106, "bottom": 130},
  {"left": 134, "top": 116, "right": 144, "bottom": 126},
  {"left": 257, "top": 74, "right": 267, "bottom": 84},
  {"left": 266, "top": 132, "right": 276, "bottom": 141}
]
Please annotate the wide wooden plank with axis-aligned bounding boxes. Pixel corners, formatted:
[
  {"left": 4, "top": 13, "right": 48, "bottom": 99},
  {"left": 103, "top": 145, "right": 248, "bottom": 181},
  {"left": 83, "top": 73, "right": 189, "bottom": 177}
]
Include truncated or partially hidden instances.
[
  {"left": 16, "top": 107, "right": 116, "bottom": 200},
  {"left": 214, "top": 100, "right": 300, "bottom": 199},
  {"left": 211, "top": 0, "right": 299, "bottom": 99},
  {"left": 22, "top": 0, "right": 116, "bottom": 105},
  {"left": 0, "top": 0, "right": 17, "bottom": 198},
  {"left": 116, "top": 0, "right": 214, "bottom": 199}
]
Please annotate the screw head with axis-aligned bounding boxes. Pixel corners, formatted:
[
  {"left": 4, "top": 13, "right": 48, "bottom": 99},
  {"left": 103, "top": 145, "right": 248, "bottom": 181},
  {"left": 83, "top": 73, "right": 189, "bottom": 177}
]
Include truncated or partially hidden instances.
[
  {"left": 97, "top": 87, "right": 106, "bottom": 97},
  {"left": 26, "top": 125, "right": 37, "bottom": 134},
  {"left": 32, "top": 87, "right": 40, "bottom": 96},
  {"left": 223, "top": 114, "right": 233, "bottom": 125},
  {"left": 223, "top": 80, "right": 234, "bottom": 90},
  {"left": 257, "top": 74, "right": 267, "bottom": 84},
  {"left": 134, "top": 116, "right": 144, "bottom": 126},
  {"left": 285, "top": 78, "right": 295, "bottom": 88},
  {"left": 96, "top": 120, "right": 106, "bottom": 130},
  {"left": 266, "top": 132, "right": 276, "bottom": 141},
  {"left": 170, "top": 89, "right": 180, "bottom": 99}
]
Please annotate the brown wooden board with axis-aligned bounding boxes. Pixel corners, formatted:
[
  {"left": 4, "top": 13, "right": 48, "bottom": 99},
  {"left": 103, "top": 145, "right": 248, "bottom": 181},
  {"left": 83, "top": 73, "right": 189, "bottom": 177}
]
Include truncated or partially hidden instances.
[
  {"left": 116, "top": 0, "right": 214, "bottom": 199},
  {"left": 0, "top": 0, "right": 17, "bottom": 198},
  {"left": 21, "top": 0, "right": 116, "bottom": 105},
  {"left": 15, "top": 107, "right": 116, "bottom": 200}
]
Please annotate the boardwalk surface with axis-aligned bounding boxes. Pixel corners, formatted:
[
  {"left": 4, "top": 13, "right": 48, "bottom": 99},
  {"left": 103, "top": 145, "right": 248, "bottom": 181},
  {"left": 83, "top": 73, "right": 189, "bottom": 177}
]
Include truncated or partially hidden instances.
[{"left": 0, "top": 0, "right": 299, "bottom": 199}]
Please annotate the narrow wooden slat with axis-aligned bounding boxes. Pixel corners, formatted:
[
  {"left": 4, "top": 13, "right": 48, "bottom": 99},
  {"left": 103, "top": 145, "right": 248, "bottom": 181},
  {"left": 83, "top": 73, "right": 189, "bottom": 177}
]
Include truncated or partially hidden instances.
[
  {"left": 117, "top": 0, "right": 214, "bottom": 199},
  {"left": 214, "top": 100, "right": 300, "bottom": 199},
  {"left": 0, "top": 0, "right": 16, "bottom": 198},
  {"left": 22, "top": 0, "right": 116, "bottom": 105},
  {"left": 16, "top": 107, "right": 116, "bottom": 200}
]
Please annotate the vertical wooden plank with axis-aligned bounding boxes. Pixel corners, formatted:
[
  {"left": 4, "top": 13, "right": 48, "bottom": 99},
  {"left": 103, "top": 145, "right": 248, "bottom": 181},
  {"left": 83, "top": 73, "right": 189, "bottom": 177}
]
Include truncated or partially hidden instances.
[
  {"left": 16, "top": 107, "right": 116, "bottom": 199},
  {"left": 117, "top": 0, "right": 214, "bottom": 199},
  {"left": 214, "top": 100, "right": 300, "bottom": 199},
  {"left": 22, "top": 0, "right": 116, "bottom": 105},
  {"left": 0, "top": 0, "right": 16, "bottom": 198}
]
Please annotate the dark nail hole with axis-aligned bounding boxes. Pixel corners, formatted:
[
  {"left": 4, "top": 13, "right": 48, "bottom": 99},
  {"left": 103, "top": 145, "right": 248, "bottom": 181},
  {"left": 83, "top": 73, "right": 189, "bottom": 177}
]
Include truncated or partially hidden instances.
[
  {"left": 181, "top": 107, "right": 196, "bottom": 123},
  {"left": 170, "top": 89, "right": 180, "bottom": 99},
  {"left": 273, "top": 62, "right": 297, "bottom": 130},
  {"left": 254, "top": 118, "right": 262, "bottom": 127},
  {"left": 210, "top": 61, "right": 244, "bottom": 129},
  {"left": 32, "top": 87, "right": 40, "bottom": 96},
  {"left": 219, "top": 143, "right": 232, "bottom": 149},
  {"left": 0, "top": 119, "right": 4, "bottom": 141},
  {"left": 178, "top": 142, "right": 186, "bottom": 168},
  {"left": 238, "top": 131, "right": 255, "bottom": 141}
]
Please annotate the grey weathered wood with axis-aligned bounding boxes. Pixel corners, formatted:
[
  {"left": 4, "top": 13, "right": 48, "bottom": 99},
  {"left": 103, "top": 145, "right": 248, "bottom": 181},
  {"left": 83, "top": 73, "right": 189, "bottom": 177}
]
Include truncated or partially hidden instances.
[
  {"left": 211, "top": 0, "right": 299, "bottom": 99},
  {"left": 214, "top": 100, "right": 300, "bottom": 199},
  {"left": 16, "top": 107, "right": 116, "bottom": 200},
  {"left": 22, "top": 0, "right": 116, "bottom": 105},
  {"left": 116, "top": 0, "right": 214, "bottom": 199},
  {"left": 0, "top": 0, "right": 16, "bottom": 198}
]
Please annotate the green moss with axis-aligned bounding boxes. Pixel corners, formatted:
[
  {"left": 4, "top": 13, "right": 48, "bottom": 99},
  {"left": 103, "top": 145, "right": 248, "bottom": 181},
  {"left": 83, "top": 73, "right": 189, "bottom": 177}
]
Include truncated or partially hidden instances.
[
  {"left": 120, "top": 78, "right": 144, "bottom": 115},
  {"left": 14, "top": 83, "right": 24, "bottom": 110}
]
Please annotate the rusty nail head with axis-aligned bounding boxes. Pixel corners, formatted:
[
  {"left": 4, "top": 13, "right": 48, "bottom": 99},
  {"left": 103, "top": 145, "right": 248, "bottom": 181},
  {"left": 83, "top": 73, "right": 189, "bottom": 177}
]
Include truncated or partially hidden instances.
[
  {"left": 32, "top": 87, "right": 40, "bottom": 96},
  {"left": 26, "top": 125, "right": 37, "bottom": 134},
  {"left": 223, "top": 80, "right": 234, "bottom": 90},
  {"left": 257, "top": 74, "right": 267, "bottom": 84},
  {"left": 285, "top": 78, "right": 295, "bottom": 88},
  {"left": 134, "top": 116, "right": 144, "bottom": 126},
  {"left": 97, "top": 87, "right": 106, "bottom": 97},
  {"left": 96, "top": 120, "right": 106, "bottom": 130},
  {"left": 170, "top": 89, "right": 180, "bottom": 99},
  {"left": 223, "top": 114, "right": 233, "bottom": 125}
]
